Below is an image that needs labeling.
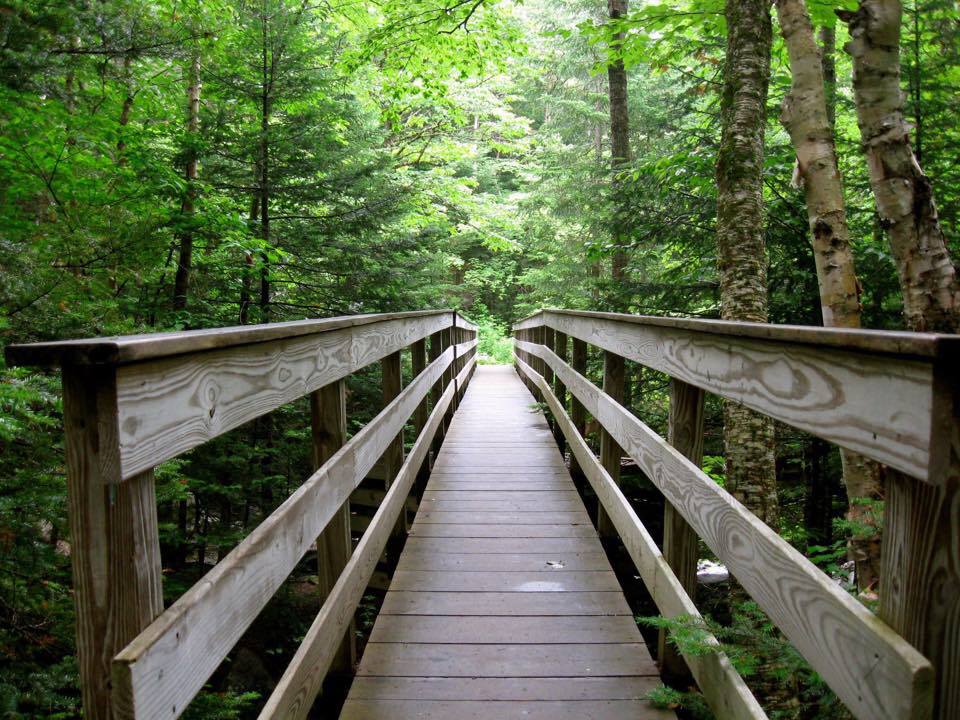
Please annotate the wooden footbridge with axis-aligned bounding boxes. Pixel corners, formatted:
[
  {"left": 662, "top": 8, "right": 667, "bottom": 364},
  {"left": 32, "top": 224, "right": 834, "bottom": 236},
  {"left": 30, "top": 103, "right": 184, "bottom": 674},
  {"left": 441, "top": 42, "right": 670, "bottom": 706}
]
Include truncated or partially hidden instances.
[{"left": 6, "top": 309, "right": 959, "bottom": 720}]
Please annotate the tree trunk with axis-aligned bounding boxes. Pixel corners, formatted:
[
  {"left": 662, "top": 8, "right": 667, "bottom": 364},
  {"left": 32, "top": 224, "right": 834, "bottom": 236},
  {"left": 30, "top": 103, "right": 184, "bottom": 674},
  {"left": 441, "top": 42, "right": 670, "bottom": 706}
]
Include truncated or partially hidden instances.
[
  {"left": 716, "top": 0, "right": 778, "bottom": 527},
  {"left": 838, "top": 0, "right": 960, "bottom": 333},
  {"left": 173, "top": 50, "right": 202, "bottom": 312},
  {"left": 819, "top": 24, "right": 837, "bottom": 127},
  {"left": 776, "top": 0, "right": 882, "bottom": 590},
  {"left": 607, "top": 0, "right": 631, "bottom": 310},
  {"left": 258, "top": 17, "right": 271, "bottom": 324}
]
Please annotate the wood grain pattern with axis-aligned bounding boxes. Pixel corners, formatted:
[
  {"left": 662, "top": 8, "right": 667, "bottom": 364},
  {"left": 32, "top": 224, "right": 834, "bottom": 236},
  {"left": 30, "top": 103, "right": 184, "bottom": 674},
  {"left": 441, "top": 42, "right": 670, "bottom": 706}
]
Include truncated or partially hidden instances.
[
  {"left": 113, "top": 314, "right": 451, "bottom": 481},
  {"left": 345, "top": 676, "right": 664, "bottom": 701},
  {"left": 525, "top": 313, "right": 940, "bottom": 482},
  {"left": 340, "top": 698, "right": 668, "bottom": 719},
  {"left": 515, "top": 357, "right": 765, "bottom": 720},
  {"left": 111, "top": 347, "right": 456, "bottom": 720},
  {"left": 368, "top": 615, "right": 639, "bottom": 644},
  {"left": 61, "top": 366, "right": 164, "bottom": 720},
  {"left": 256, "top": 360, "right": 469, "bottom": 720},
  {"left": 517, "top": 350, "right": 934, "bottom": 720},
  {"left": 6, "top": 311, "right": 461, "bottom": 367}
]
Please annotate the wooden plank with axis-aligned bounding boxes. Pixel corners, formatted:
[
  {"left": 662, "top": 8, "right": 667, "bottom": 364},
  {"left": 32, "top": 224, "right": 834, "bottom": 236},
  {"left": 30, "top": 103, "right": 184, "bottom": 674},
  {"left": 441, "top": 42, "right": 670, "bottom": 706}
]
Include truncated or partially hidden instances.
[
  {"left": 6, "top": 310, "right": 457, "bottom": 366},
  {"left": 368, "top": 615, "right": 640, "bottom": 644},
  {"left": 659, "top": 378, "right": 705, "bottom": 681},
  {"left": 516, "top": 356, "right": 765, "bottom": 720},
  {"left": 531, "top": 312, "right": 944, "bottom": 482},
  {"left": 310, "top": 379, "right": 355, "bottom": 674},
  {"left": 414, "top": 511, "right": 590, "bottom": 524},
  {"left": 418, "top": 491, "right": 580, "bottom": 502},
  {"left": 255, "top": 360, "right": 470, "bottom": 720},
  {"left": 380, "top": 591, "right": 630, "bottom": 616},
  {"left": 517, "top": 353, "right": 934, "bottom": 720},
  {"left": 61, "top": 366, "right": 163, "bottom": 720},
  {"left": 417, "top": 499, "right": 585, "bottom": 512},
  {"left": 397, "top": 552, "right": 613, "bottom": 572},
  {"left": 111, "top": 347, "right": 456, "bottom": 720},
  {"left": 345, "top": 676, "right": 664, "bottom": 701},
  {"left": 340, "top": 699, "right": 669, "bottom": 720},
  {"left": 407, "top": 524, "right": 597, "bottom": 538},
  {"left": 425, "top": 482, "right": 574, "bottom": 491},
  {"left": 598, "top": 350, "right": 624, "bottom": 538},
  {"left": 356, "top": 643, "right": 656, "bottom": 677},
  {"left": 111, "top": 313, "right": 450, "bottom": 481},
  {"left": 389, "top": 570, "right": 621, "bottom": 592}
]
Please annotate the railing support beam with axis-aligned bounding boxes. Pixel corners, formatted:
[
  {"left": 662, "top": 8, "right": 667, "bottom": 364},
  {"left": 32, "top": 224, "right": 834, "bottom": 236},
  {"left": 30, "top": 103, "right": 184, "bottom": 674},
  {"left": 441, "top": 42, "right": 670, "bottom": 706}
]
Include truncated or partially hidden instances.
[
  {"left": 597, "top": 350, "right": 625, "bottom": 538},
  {"left": 659, "top": 378, "right": 705, "bottom": 682},
  {"left": 381, "top": 351, "right": 406, "bottom": 540},
  {"left": 310, "top": 380, "right": 356, "bottom": 675},
  {"left": 62, "top": 366, "right": 163, "bottom": 720},
  {"left": 569, "top": 338, "right": 588, "bottom": 481}
]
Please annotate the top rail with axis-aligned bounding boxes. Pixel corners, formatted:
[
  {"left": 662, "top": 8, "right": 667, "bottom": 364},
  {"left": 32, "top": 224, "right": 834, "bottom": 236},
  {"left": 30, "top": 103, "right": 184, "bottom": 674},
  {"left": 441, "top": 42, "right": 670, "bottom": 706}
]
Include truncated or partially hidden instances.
[
  {"left": 4, "top": 309, "right": 457, "bottom": 366},
  {"left": 514, "top": 309, "right": 960, "bottom": 483}
]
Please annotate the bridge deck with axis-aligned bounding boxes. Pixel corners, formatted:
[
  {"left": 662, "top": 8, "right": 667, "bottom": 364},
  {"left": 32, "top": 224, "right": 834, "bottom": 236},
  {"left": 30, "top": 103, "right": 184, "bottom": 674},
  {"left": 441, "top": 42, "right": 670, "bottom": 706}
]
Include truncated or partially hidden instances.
[{"left": 340, "top": 366, "right": 670, "bottom": 719}]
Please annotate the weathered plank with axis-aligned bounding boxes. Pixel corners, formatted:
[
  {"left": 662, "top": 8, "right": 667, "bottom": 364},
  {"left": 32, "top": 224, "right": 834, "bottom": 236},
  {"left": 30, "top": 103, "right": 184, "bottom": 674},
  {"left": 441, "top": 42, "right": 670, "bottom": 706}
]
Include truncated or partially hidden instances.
[
  {"left": 523, "top": 312, "right": 945, "bottom": 482},
  {"left": 408, "top": 524, "right": 598, "bottom": 538},
  {"left": 112, "top": 314, "right": 451, "bottom": 481},
  {"left": 356, "top": 643, "right": 656, "bottom": 677},
  {"left": 111, "top": 346, "right": 457, "bottom": 720},
  {"left": 396, "top": 552, "right": 612, "bottom": 573},
  {"left": 340, "top": 698, "right": 668, "bottom": 720},
  {"left": 345, "top": 676, "right": 663, "bottom": 701},
  {"left": 517, "top": 352, "right": 934, "bottom": 720},
  {"left": 368, "top": 615, "right": 638, "bottom": 644},
  {"left": 516, "top": 356, "right": 765, "bottom": 720},
  {"left": 380, "top": 591, "right": 631, "bottom": 616},
  {"left": 389, "top": 570, "right": 621, "bottom": 592},
  {"left": 414, "top": 511, "right": 590, "bottom": 524},
  {"left": 255, "top": 358, "right": 472, "bottom": 720}
]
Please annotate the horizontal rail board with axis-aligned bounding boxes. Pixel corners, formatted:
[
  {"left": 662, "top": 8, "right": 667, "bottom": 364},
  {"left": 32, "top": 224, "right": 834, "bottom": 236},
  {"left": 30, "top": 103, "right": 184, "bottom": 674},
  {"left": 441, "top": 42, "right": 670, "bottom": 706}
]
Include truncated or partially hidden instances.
[
  {"left": 517, "top": 328, "right": 936, "bottom": 481},
  {"left": 110, "top": 347, "right": 458, "bottom": 720},
  {"left": 113, "top": 315, "right": 454, "bottom": 480},
  {"left": 515, "top": 357, "right": 765, "bottom": 720},
  {"left": 516, "top": 351, "right": 933, "bottom": 720},
  {"left": 258, "top": 355, "right": 475, "bottom": 720},
  {"left": 6, "top": 310, "right": 456, "bottom": 366}
]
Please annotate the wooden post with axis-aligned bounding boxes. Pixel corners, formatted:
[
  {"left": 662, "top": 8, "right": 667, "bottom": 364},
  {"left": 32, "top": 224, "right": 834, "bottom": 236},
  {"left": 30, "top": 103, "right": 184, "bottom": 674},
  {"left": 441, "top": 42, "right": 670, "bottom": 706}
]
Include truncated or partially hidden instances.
[
  {"left": 597, "top": 350, "right": 625, "bottom": 538},
  {"left": 658, "top": 378, "right": 705, "bottom": 681},
  {"left": 310, "top": 380, "right": 356, "bottom": 674},
  {"left": 411, "top": 339, "right": 430, "bottom": 498},
  {"left": 879, "top": 361, "right": 959, "bottom": 719},
  {"left": 553, "top": 331, "right": 568, "bottom": 455},
  {"left": 570, "top": 338, "right": 588, "bottom": 480},
  {"left": 543, "top": 327, "right": 556, "bottom": 435},
  {"left": 439, "top": 326, "right": 453, "bottom": 434},
  {"left": 429, "top": 330, "right": 444, "bottom": 459},
  {"left": 381, "top": 351, "right": 406, "bottom": 539},
  {"left": 62, "top": 366, "right": 163, "bottom": 720}
]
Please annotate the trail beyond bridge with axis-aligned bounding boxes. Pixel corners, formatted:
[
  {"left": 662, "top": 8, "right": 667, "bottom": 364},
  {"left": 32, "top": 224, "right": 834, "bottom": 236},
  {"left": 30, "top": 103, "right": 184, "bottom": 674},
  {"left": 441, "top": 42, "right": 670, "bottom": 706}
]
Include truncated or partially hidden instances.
[{"left": 5, "top": 309, "right": 959, "bottom": 720}]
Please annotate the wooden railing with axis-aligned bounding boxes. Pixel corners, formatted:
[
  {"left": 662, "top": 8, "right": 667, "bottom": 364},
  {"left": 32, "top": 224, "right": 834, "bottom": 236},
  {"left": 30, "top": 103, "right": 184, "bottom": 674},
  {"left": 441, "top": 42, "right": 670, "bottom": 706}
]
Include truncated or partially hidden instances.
[
  {"left": 5, "top": 310, "right": 478, "bottom": 720},
  {"left": 513, "top": 309, "right": 959, "bottom": 720}
]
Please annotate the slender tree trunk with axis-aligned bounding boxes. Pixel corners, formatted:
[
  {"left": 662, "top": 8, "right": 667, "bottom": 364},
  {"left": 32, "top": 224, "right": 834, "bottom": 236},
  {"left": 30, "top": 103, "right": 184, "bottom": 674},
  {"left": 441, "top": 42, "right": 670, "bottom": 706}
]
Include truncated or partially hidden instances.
[
  {"left": 607, "top": 0, "right": 631, "bottom": 310},
  {"left": 716, "top": 0, "right": 778, "bottom": 527},
  {"left": 838, "top": 0, "right": 960, "bottom": 332},
  {"left": 240, "top": 195, "right": 258, "bottom": 325},
  {"left": 819, "top": 25, "right": 837, "bottom": 127},
  {"left": 259, "top": 14, "right": 271, "bottom": 324},
  {"left": 173, "top": 50, "right": 202, "bottom": 312},
  {"left": 776, "top": 0, "right": 883, "bottom": 589}
]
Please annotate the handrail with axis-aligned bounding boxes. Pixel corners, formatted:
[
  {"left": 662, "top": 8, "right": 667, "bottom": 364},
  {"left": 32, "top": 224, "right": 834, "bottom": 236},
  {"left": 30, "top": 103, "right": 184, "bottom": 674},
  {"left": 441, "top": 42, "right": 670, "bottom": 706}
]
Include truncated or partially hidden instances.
[
  {"left": 513, "top": 310, "right": 959, "bottom": 720},
  {"left": 5, "top": 311, "right": 478, "bottom": 720}
]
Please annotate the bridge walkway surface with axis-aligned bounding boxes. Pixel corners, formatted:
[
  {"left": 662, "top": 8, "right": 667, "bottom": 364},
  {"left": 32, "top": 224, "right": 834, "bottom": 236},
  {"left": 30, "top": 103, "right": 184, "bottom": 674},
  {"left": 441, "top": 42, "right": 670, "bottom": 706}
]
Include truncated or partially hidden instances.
[{"left": 339, "top": 365, "right": 671, "bottom": 719}]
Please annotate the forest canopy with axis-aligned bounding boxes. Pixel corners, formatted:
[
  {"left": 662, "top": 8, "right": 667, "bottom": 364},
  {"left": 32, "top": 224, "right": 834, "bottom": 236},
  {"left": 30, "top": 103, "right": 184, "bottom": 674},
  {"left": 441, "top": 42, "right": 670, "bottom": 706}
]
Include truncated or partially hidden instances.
[{"left": 1, "top": 0, "right": 958, "bottom": 718}]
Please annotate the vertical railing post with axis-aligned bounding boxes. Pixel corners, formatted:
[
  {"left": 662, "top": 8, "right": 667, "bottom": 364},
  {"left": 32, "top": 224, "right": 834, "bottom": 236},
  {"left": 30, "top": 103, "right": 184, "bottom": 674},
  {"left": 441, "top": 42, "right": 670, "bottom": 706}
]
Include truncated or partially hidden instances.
[
  {"left": 440, "top": 324, "right": 453, "bottom": 434},
  {"left": 569, "top": 338, "right": 588, "bottom": 480},
  {"left": 429, "top": 329, "right": 444, "bottom": 459},
  {"left": 658, "top": 378, "right": 705, "bottom": 681},
  {"left": 61, "top": 366, "right": 163, "bottom": 720},
  {"left": 543, "top": 326, "right": 556, "bottom": 435},
  {"left": 381, "top": 351, "right": 406, "bottom": 540},
  {"left": 310, "top": 379, "right": 356, "bottom": 674},
  {"left": 553, "top": 331, "right": 568, "bottom": 455},
  {"left": 411, "top": 338, "right": 429, "bottom": 498},
  {"left": 597, "top": 350, "right": 625, "bottom": 538},
  {"left": 879, "top": 361, "right": 959, "bottom": 719}
]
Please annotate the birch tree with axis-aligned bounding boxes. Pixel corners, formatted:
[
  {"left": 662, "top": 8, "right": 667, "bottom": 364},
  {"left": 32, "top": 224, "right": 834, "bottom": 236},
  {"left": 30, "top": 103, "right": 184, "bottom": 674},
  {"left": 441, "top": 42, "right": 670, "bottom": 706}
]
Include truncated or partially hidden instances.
[{"left": 715, "top": 0, "right": 778, "bottom": 526}]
